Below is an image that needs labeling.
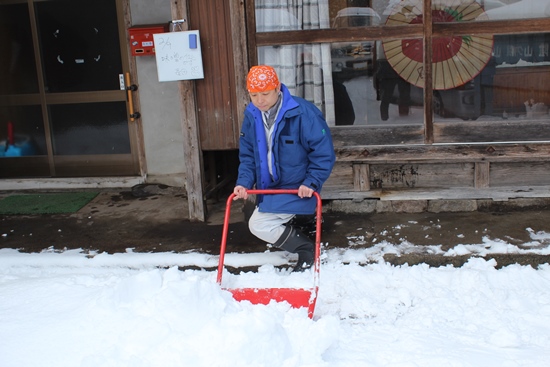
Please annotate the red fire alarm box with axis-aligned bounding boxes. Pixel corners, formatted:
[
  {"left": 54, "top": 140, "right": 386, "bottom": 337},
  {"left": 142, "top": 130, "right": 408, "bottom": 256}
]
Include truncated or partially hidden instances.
[{"left": 128, "top": 24, "right": 169, "bottom": 56}]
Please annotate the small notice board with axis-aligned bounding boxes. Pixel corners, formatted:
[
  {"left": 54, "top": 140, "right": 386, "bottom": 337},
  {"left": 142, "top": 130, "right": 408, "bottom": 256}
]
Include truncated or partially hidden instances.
[{"left": 153, "top": 30, "right": 204, "bottom": 82}]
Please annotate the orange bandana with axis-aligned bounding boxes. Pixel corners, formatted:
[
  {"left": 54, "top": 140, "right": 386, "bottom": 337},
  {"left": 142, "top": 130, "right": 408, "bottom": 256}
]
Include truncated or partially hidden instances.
[{"left": 246, "top": 65, "right": 279, "bottom": 92}]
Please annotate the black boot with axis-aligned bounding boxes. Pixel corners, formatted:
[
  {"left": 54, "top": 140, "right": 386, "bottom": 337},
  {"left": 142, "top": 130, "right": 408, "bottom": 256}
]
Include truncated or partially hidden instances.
[{"left": 274, "top": 226, "right": 315, "bottom": 272}]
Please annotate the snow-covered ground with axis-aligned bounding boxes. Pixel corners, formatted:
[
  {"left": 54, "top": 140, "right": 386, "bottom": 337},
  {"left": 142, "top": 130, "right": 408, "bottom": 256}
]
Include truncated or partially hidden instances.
[{"left": 1, "top": 230, "right": 550, "bottom": 367}]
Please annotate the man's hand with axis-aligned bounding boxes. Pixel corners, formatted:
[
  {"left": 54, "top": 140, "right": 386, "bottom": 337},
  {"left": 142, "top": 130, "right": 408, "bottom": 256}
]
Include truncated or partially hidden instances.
[
  {"left": 298, "top": 185, "right": 315, "bottom": 198},
  {"left": 233, "top": 185, "right": 248, "bottom": 200}
]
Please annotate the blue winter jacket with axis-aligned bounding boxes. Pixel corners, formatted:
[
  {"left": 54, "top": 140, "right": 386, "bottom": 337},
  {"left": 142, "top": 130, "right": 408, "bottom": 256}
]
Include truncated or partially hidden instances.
[{"left": 236, "top": 84, "right": 335, "bottom": 215}]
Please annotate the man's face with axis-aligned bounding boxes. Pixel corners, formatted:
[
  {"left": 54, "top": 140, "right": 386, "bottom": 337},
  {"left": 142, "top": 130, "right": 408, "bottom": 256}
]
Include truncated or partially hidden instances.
[{"left": 249, "top": 84, "right": 281, "bottom": 112}]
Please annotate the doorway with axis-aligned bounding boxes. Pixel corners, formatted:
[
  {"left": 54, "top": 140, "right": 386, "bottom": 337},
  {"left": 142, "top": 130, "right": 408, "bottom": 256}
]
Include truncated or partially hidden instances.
[{"left": 0, "top": 0, "right": 140, "bottom": 178}]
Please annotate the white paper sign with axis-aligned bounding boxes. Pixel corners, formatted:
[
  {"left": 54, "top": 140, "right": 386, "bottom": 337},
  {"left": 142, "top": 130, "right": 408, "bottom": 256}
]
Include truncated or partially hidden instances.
[{"left": 153, "top": 30, "right": 204, "bottom": 82}]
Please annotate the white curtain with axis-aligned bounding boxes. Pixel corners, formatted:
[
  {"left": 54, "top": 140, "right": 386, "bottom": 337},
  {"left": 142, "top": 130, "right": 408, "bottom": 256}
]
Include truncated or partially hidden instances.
[{"left": 255, "top": 0, "right": 335, "bottom": 125}]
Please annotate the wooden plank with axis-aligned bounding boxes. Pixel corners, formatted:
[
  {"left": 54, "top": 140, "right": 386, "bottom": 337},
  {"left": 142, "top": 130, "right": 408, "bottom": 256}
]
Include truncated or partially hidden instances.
[
  {"left": 353, "top": 163, "right": 370, "bottom": 191},
  {"left": 190, "top": 0, "right": 238, "bottom": 150},
  {"left": 245, "top": 0, "right": 258, "bottom": 66},
  {"left": 433, "top": 120, "right": 550, "bottom": 143},
  {"left": 334, "top": 143, "right": 550, "bottom": 163},
  {"left": 423, "top": 0, "right": 433, "bottom": 144},
  {"left": 434, "top": 18, "right": 550, "bottom": 38},
  {"left": 252, "top": 18, "right": 550, "bottom": 47},
  {"left": 229, "top": 0, "right": 250, "bottom": 128},
  {"left": 255, "top": 25, "right": 424, "bottom": 46},
  {"left": 323, "top": 162, "right": 354, "bottom": 192},
  {"left": 490, "top": 162, "right": 550, "bottom": 187},
  {"left": 171, "top": 0, "right": 206, "bottom": 222},
  {"left": 475, "top": 162, "right": 490, "bottom": 189},
  {"left": 321, "top": 186, "right": 550, "bottom": 202},
  {"left": 369, "top": 163, "right": 474, "bottom": 189},
  {"left": 331, "top": 125, "right": 424, "bottom": 147}
]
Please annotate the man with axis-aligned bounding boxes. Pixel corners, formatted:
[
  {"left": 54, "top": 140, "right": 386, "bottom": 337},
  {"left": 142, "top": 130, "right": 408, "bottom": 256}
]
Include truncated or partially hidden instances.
[
  {"left": 233, "top": 65, "right": 335, "bottom": 272},
  {"left": 375, "top": 41, "right": 411, "bottom": 121}
]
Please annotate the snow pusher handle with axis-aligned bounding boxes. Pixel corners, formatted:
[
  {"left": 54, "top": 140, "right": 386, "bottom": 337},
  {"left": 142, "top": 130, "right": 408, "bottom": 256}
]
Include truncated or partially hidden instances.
[{"left": 216, "top": 189, "right": 322, "bottom": 284}]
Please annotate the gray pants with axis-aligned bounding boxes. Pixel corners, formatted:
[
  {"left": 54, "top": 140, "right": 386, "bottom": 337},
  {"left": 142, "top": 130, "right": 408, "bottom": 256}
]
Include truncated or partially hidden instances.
[{"left": 249, "top": 207, "right": 295, "bottom": 244}]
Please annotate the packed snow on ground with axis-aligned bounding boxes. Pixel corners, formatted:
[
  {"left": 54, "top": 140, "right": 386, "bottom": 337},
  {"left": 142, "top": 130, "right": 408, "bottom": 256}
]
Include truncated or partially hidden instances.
[{"left": 1, "top": 227, "right": 550, "bottom": 367}]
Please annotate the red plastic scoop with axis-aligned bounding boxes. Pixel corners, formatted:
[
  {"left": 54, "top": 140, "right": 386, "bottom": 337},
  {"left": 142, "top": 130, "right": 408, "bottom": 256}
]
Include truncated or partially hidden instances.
[{"left": 216, "top": 189, "right": 322, "bottom": 318}]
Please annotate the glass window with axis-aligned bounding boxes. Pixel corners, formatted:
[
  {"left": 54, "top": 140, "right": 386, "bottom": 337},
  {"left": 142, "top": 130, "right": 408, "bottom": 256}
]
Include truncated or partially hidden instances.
[
  {"left": 253, "top": 0, "right": 550, "bottom": 145},
  {"left": 374, "top": 38, "right": 423, "bottom": 125},
  {"left": 0, "top": 105, "right": 46, "bottom": 157},
  {"left": 256, "top": 0, "right": 426, "bottom": 127},
  {"left": 427, "top": 32, "right": 550, "bottom": 125},
  {"left": 35, "top": 0, "right": 123, "bottom": 93},
  {"left": 49, "top": 102, "right": 131, "bottom": 155},
  {"left": 255, "top": 0, "right": 330, "bottom": 32},
  {"left": 258, "top": 43, "right": 337, "bottom": 124},
  {"left": 0, "top": 3, "right": 39, "bottom": 95},
  {"left": 492, "top": 33, "right": 550, "bottom": 119},
  {"left": 481, "top": 0, "right": 550, "bottom": 21}
]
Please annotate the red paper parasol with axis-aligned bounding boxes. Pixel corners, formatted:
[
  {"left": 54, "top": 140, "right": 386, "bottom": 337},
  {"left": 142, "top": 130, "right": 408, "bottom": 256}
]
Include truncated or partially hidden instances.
[{"left": 383, "top": 0, "right": 493, "bottom": 90}]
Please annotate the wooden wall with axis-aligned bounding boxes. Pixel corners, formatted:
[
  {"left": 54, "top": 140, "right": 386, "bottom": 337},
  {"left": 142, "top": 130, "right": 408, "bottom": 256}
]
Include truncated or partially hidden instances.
[
  {"left": 322, "top": 143, "right": 550, "bottom": 201},
  {"left": 192, "top": 0, "right": 246, "bottom": 151}
]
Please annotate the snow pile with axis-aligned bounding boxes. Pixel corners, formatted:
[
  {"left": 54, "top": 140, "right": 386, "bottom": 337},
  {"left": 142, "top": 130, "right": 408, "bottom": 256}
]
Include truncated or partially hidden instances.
[{"left": 1, "top": 227, "right": 550, "bottom": 367}]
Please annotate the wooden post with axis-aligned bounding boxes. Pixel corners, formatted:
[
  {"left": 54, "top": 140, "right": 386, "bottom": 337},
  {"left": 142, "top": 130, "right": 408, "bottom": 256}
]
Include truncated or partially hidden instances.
[
  {"left": 475, "top": 162, "right": 490, "bottom": 188},
  {"left": 423, "top": 0, "right": 434, "bottom": 144},
  {"left": 171, "top": 0, "right": 206, "bottom": 221},
  {"left": 353, "top": 163, "right": 371, "bottom": 191}
]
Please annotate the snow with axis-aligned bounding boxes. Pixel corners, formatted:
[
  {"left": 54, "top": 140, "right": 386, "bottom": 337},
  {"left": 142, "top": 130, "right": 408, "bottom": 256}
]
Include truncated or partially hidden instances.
[{"left": 1, "top": 229, "right": 550, "bottom": 367}]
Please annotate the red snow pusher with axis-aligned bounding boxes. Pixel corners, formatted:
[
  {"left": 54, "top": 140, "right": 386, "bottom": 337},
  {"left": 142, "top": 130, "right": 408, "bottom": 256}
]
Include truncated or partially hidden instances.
[{"left": 216, "top": 189, "right": 322, "bottom": 319}]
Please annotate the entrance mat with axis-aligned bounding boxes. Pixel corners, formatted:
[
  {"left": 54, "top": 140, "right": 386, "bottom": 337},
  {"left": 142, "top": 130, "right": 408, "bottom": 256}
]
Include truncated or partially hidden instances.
[{"left": 0, "top": 192, "right": 99, "bottom": 215}]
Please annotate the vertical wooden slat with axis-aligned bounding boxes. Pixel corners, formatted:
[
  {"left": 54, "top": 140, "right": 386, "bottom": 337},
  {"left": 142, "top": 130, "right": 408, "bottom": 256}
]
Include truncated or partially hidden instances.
[
  {"left": 27, "top": 1, "right": 56, "bottom": 175},
  {"left": 119, "top": 0, "right": 146, "bottom": 176},
  {"left": 475, "top": 161, "right": 490, "bottom": 188},
  {"left": 171, "top": 0, "right": 206, "bottom": 222},
  {"left": 245, "top": 0, "right": 258, "bottom": 67},
  {"left": 190, "top": 0, "right": 239, "bottom": 150},
  {"left": 230, "top": 0, "right": 251, "bottom": 127},
  {"left": 353, "top": 163, "right": 370, "bottom": 191},
  {"left": 423, "top": 0, "right": 434, "bottom": 144}
]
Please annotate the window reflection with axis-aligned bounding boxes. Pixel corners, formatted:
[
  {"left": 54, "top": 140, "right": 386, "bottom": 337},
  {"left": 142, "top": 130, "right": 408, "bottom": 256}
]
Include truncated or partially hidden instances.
[
  {"left": 483, "top": 0, "right": 550, "bottom": 20},
  {"left": 255, "top": 0, "right": 425, "bottom": 127},
  {"left": 35, "top": 0, "right": 122, "bottom": 93},
  {"left": 492, "top": 33, "right": 550, "bottom": 119},
  {"left": 0, "top": 3, "right": 39, "bottom": 95},
  {"left": 256, "top": 1, "right": 334, "bottom": 124},
  {"left": 49, "top": 102, "right": 130, "bottom": 155},
  {"left": 0, "top": 106, "right": 46, "bottom": 157},
  {"left": 331, "top": 7, "right": 379, "bottom": 77},
  {"left": 255, "top": 0, "right": 550, "bottom": 128}
]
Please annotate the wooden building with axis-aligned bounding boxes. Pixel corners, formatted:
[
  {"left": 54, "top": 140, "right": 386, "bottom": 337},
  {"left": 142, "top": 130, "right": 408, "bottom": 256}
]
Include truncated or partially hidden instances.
[
  {"left": 178, "top": 0, "right": 550, "bottom": 219},
  {"left": 1, "top": 0, "right": 550, "bottom": 221}
]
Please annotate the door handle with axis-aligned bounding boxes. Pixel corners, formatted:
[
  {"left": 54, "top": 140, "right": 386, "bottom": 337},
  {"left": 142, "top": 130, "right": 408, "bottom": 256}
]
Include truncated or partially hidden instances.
[{"left": 125, "top": 72, "right": 141, "bottom": 121}]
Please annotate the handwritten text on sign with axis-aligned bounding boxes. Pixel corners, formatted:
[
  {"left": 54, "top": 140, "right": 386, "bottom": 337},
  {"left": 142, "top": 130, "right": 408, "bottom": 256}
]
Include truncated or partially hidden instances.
[{"left": 153, "top": 30, "right": 204, "bottom": 82}]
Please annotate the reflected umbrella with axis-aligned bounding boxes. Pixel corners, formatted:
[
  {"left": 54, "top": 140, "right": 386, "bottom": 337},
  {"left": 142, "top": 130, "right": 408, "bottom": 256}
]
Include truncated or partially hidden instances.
[{"left": 383, "top": 0, "right": 493, "bottom": 90}]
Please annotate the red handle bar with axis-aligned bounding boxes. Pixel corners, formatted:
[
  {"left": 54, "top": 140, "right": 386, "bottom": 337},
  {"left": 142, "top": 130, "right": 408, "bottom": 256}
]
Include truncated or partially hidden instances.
[{"left": 216, "top": 189, "right": 322, "bottom": 284}]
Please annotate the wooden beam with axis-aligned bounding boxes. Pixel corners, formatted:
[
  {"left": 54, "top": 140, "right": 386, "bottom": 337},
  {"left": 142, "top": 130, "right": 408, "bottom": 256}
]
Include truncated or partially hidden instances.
[
  {"left": 253, "top": 19, "right": 550, "bottom": 47},
  {"left": 229, "top": 0, "right": 250, "bottom": 126},
  {"left": 171, "top": 0, "right": 206, "bottom": 222},
  {"left": 335, "top": 143, "right": 550, "bottom": 163},
  {"left": 255, "top": 25, "right": 424, "bottom": 46},
  {"left": 331, "top": 125, "right": 425, "bottom": 146},
  {"left": 321, "top": 186, "right": 550, "bottom": 201},
  {"left": 434, "top": 120, "right": 550, "bottom": 143},
  {"left": 423, "top": 0, "right": 433, "bottom": 144}
]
